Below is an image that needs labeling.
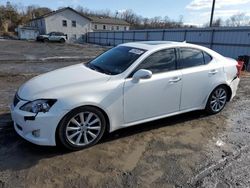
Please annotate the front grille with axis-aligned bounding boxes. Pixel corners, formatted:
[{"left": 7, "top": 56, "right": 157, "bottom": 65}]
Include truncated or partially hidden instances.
[{"left": 13, "top": 94, "right": 20, "bottom": 107}]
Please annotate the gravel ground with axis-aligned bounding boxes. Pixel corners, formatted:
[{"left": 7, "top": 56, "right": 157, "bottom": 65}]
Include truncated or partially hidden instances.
[{"left": 0, "top": 40, "right": 250, "bottom": 188}]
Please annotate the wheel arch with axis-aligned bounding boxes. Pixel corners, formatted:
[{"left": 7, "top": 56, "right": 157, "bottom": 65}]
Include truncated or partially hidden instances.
[
  {"left": 55, "top": 105, "right": 111, "bottom": 146},
  {"left": 206, "top": 83, "right": 232, "bottom": 106}
]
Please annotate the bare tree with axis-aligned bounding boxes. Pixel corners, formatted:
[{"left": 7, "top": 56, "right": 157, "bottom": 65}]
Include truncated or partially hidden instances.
[
  {"left": 226, "top": 13, "right": 250, "bottom": 27},
  {"left": 213, "top": 18, "right": 222, "bottom": 27}
]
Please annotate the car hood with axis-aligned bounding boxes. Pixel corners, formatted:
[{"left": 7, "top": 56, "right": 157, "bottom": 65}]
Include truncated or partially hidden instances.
[{"left": 18, "top": 64, "right": 111, "bottom": 100}]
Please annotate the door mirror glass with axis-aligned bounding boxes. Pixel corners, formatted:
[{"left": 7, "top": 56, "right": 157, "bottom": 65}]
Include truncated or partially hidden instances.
[{"left": 132, "top": 69, "right": 152, "bottom": 81}]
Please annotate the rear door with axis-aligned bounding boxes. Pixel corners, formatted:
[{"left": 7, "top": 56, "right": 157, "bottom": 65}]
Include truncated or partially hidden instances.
[
  {"left": 123, "top": 48, "right": 182, "bottom": 123},
  {"left": 178, "top": 47, "right": 224, "bottom": 110}
]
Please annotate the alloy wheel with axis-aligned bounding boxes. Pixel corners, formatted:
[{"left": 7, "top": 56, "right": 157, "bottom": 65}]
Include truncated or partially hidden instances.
[
  {"left": 210, "top": 88, "right": 227, "bottom": 112},
  {"left": 65, "top": 111, "right": 101, "bottom": 146}
]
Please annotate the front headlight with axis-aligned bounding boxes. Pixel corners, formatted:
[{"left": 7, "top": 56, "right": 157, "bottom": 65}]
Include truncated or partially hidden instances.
[{"left": 20, "top": 99, "right": 57, "bottom": 113}]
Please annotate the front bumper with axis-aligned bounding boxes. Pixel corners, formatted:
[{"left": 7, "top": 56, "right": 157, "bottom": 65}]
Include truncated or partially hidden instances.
[{"left": 10, "top": 99, "right": 67, "bottom": 146}]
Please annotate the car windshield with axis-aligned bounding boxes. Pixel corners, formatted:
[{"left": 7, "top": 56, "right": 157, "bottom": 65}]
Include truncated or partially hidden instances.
[{"left": 86, "top": 46, "right": 146, "bottom": 75}]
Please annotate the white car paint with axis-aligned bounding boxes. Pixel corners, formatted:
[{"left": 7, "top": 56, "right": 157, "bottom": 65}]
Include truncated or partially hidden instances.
[{"left": 10, "top": 41, "right": 240, "bottom": 146}]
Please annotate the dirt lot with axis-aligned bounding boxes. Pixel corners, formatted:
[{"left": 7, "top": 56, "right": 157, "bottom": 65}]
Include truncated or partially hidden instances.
[{"left": 0, "top": 40, "right": 250, "bottom": 188}]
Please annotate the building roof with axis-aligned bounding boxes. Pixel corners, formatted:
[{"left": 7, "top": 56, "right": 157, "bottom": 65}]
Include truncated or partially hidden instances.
[
  {"left": 29, "top": 7, "right": 130, "bottom": 26},
  {"left": 87, "top": 16, "right": 130, "bottom": 26},
  {"left": 30, "top": 7, "right": 91, "bottom": 21}
]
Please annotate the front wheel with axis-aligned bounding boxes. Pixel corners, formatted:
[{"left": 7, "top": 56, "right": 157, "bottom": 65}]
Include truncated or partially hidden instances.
[
  {"left": 206, "top": 86, "right": 228, "bottom": 114},
  {"left": 58, "top": 106, "right": 106, "bottom": 150}
]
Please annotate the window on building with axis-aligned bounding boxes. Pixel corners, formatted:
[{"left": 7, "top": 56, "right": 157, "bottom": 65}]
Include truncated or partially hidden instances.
[
  {"left": 62, "top": 20, "right": 67, "bottom": 27},
  {"left": 111, "top": 26, "right": 114, "bottom": 30},
  {"left": 116, "top": 26, "right": 119, "bottom": 30},
  {"left": 103, "top": 25, "right": 106, "bottom": 30},
  {"left": 124, "top": 26, "right": 127, "bottom": 31},
  {"left": 94, "top": 25, "right": 97, "bottom": 30},
  {"left": 72, "top": 20, "right": 76, "bottom": 27}
]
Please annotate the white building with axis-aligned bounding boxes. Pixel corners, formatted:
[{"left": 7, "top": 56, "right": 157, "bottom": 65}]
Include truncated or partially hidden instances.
[
  {"left": 89, "top": 16, "right": 130, "bottom": 31},
  {"left": 26, "top": 7, "right": 130, "bottom": 42}
]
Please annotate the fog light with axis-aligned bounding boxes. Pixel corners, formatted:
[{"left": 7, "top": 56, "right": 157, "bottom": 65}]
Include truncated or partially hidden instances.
[{"left": 32, "top": 130, "right": 40, "bottom": 137}]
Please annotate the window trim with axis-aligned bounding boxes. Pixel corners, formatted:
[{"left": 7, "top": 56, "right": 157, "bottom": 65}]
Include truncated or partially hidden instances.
[
  {"left": 176, "top": 47, "right": 213, "bottom": 70},
  {"left": 127, "top": 48, "right": 178, "bottom": 78}
]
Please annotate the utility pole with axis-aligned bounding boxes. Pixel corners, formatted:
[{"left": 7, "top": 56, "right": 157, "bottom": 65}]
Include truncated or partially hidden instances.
[{"left": 209, "top": 0, "right": 216, "bottom": 27}]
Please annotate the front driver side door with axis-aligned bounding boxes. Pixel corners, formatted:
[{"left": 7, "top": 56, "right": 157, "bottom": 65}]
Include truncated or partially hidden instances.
[{"left": 123, "top": 48, "right": 182, "bottom": 123}]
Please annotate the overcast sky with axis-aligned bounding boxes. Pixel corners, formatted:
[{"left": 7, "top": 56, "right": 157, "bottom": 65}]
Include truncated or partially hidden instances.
[{"left": 2, "top": 0, "right": 250, "bottom": 25}]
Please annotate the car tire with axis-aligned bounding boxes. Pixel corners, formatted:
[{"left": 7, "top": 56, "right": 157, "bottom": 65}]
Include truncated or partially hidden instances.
[
  {"left": 43, "top": 38, "right": 49, "bottom": 42},
  {"left": 206, "top": 85, "right": 228, "bottom": 115},
  {"left": 57, "top": 106, "right": 106, "bottom": 151},
  {"left": 60, "top": 38, "right": 65, "bottom": 43}
]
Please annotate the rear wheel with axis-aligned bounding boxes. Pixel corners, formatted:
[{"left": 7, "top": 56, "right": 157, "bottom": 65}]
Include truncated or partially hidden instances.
[
  {"left": 206, "top": 86, "right": 228, "bottom": 114},
  {"left": 43, "top": 38, "right": 49, "bottom": 42},
  {"left": 58, "top": 106, "right": 106, "bottom": 150},
  {"left": 60, "top": 38, "right": 65, "bottom": 43}
]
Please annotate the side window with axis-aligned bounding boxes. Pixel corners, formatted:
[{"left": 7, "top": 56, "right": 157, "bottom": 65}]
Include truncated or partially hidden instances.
[
  {"left": 135, "top": 48, "right": 176, "bottom": 74},
  {"left": 179, "top": 48, "right": 204, "bottom": 69},
  {"left": 56, "top": 32, "right": 64, "bottom": 36},
  {"left": 203, "top": 52, "right": 212, "bottom": 64}
]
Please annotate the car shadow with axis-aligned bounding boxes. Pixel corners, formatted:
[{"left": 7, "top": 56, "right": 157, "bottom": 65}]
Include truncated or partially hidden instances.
[
  {"left": 102, "top": 110, "right": 207, "bottom": 143},
  {"left": 0, "top": 110, "right": 207, "bottom": 171}
]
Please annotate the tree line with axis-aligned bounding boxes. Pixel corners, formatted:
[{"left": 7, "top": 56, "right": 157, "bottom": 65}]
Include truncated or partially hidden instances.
[
  {"left": 0, "top": 1, "right": 250, "bottom": 34},
  {"left": 0, "top": 2, "right": 51, "bottom": 33}
]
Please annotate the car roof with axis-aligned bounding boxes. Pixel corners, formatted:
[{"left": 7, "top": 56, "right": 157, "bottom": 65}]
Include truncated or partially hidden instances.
[
  {"left": 120, "top": 41, "right": 200, "bottom": 50},
  {"left": 119, "top": 41, "right": 224, "bottom": 59}
]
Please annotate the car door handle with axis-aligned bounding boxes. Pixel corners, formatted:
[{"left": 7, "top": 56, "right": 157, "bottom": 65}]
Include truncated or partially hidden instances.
[
  {"left": 169, "top": 77, "right": 182, "bottom": 83},
  {"left": 209, "top": 69, "right": 218, "bottom": 75}
]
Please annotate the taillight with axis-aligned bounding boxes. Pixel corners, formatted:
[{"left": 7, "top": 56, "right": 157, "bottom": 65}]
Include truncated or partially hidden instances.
[{"left": 236, "top": 60, "right": 244, "bottom": 77}]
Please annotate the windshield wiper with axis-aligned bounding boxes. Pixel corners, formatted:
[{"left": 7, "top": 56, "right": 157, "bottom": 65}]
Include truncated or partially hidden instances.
[{"left": 87, "top": 64, "right": 112, "bottom": 75}]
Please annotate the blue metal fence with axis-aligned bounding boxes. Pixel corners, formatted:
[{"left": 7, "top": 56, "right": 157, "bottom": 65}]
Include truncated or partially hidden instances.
[{"left": 87, "top": 27, "right": 250, "bottom": 58}]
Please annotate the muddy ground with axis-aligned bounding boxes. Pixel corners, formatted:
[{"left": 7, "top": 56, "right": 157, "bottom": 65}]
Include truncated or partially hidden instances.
[{"left": 0, "top": 40, "right": 250, "bottom": 188}]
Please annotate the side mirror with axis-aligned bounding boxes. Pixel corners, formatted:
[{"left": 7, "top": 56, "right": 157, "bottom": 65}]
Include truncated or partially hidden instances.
[{"left": 132, "top": 69, "right": 152, "bottom": 81}]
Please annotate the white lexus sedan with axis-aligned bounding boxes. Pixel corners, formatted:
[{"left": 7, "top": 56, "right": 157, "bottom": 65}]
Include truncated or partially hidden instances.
[{"left": 11, "top": 41, "right": 240, "bottom": 150}]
